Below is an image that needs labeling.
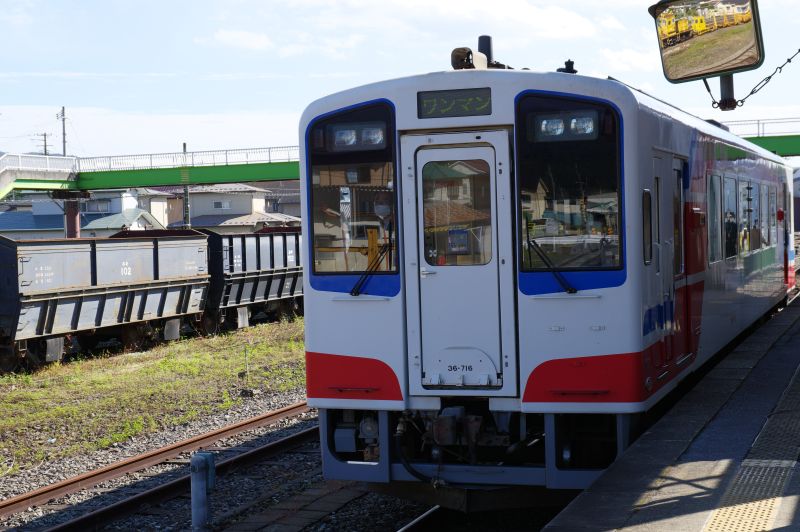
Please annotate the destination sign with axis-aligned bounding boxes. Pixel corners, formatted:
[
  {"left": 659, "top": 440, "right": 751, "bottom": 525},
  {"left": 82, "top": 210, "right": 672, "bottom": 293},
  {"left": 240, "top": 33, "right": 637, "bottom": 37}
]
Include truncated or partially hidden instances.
[{"left": 417, "top": 88, "right": 492, "bottom": 119}]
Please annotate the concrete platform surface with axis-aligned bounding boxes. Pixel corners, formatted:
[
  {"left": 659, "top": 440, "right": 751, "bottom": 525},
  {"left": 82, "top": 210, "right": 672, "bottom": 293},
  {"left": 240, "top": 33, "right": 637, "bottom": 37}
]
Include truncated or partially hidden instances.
[{"left": 544, "top": 302, "right": 800, "bottom": 531}]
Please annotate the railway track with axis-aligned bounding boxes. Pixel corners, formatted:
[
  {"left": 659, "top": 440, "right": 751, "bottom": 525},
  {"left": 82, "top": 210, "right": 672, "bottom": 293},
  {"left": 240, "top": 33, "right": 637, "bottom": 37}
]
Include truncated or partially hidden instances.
[
  {"left": 0, "top": 401, "right": 311, "bottom": 524},
  {"left": 397, "top": 505, "right": 443, "bottom": 531},
  {"left": 49, "top": 426, "right": 319, "bottom": 531}
]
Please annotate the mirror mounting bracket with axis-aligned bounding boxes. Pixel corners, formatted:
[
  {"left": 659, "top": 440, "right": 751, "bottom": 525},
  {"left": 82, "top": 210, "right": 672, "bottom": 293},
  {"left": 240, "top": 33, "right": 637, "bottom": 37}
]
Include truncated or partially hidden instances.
[{"left": 718, "top": 75, "right": 738, "bottom": 111}]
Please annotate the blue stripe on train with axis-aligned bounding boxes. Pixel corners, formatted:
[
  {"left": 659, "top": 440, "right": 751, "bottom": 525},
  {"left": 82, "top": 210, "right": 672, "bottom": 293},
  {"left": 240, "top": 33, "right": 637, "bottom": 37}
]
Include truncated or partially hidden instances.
[{"left": 642, "top": 298, "right": 675, "bottom": 337}]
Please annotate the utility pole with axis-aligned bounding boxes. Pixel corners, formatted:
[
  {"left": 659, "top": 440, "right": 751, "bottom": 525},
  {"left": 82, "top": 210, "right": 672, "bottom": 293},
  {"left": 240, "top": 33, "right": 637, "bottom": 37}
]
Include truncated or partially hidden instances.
[
  {"left": 35, "top": 132, "right": 50, "bottom": 155},
  {"left": 56, "top": 106, "right": 67, "bottom": 156}
]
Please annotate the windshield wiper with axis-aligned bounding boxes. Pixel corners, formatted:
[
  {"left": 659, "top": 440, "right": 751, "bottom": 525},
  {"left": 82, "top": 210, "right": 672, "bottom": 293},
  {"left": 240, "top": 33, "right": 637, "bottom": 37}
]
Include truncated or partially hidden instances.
[
  {"left": 350, "top": 243, "right": 391, "bottom": 296},
  {"left": 526, "top": 238, "right": 578, "bottom": 294}
]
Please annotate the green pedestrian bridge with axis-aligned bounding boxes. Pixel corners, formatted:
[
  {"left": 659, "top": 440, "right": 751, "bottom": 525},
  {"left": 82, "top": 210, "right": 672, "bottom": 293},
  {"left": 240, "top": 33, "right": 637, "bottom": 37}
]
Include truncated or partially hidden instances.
[
  {"left": 0, "top": 118, "right": 798, "bottom": 199},
  {"left": 0, "top": 146, "right": 299, "bottom": 199}
]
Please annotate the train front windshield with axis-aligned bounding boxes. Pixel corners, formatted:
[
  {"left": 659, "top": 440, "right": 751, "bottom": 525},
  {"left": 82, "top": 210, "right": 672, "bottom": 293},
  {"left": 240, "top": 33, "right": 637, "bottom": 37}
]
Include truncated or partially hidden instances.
[
  {"left": 516, "top": 94, "right": 622, "bottom": 271},
  {"left": 307, "top": 103, "right": 397, "bottom": 275}
]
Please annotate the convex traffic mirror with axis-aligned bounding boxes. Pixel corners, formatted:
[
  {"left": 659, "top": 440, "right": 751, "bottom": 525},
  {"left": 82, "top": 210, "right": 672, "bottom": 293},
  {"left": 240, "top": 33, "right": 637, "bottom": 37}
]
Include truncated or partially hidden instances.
[{"left": 649, "top": 0, "right": 764, "bottom": 83}]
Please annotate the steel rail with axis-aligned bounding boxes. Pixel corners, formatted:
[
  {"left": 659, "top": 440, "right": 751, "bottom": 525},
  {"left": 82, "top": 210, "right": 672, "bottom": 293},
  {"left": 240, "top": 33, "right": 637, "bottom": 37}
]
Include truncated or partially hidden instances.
[
  {"left": 0, "top": 401, "right": 310, "bottom": 519},
  {"left": 396, "top": 505, "right": 442, "bottom": 532},
  {"left": 46, "top": 425, "right": 319, "bottom": 532}
]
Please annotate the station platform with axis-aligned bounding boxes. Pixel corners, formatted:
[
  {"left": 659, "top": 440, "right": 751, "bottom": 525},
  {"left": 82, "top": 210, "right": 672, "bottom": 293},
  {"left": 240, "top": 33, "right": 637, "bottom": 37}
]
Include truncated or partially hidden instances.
[{"left": 545, "top": 300, "right": 800, "bottom": 531}]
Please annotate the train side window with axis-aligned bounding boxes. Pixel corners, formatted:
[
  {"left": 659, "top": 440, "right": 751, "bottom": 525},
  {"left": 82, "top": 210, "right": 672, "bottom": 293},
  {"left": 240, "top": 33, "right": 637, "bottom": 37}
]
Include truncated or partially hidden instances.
[
  {"left": 769, "top": 186, "right": 777, "bottom": 245},
  {"left": 723, "top": 177, "right": 737, "bottom": 258},
  {"left": 643, "top": 190, "right": 653, "bottom": 265},
  {"left": 738, "top": 180, "right": 751, "bottom": 254},
  {"left": 761, "top": 183, "right": 769, "bottom": 246},
  {"left": 707, "top": 175, "right": 722, "bottom": 263}
]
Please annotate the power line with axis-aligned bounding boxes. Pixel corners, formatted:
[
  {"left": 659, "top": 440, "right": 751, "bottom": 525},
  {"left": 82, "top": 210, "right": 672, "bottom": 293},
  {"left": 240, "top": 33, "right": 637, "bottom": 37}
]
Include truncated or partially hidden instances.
[{"left": 66, "top": 119, "right": 87, "bottom": 154}]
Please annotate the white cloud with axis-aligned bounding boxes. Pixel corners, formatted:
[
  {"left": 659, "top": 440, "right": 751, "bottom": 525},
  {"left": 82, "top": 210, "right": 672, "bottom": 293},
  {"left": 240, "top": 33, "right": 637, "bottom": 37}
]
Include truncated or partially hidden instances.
[
  {"left": 0, "top": 72, "right": 177, "bottom": 81},
  {"left": 198, "top": 72, "right": 290, "bottom": 81},
  {"left": 0, "top": 0, "right": 35, "bottom": 26},
  {"left": 600, "top": 47, "right": 661, "bottom": 73},
  {"left": 212, "top": 29, "right": 274, "bottom": 51},
  {"left": 599, "top": 16, "right": 626, "bottom": 31}
]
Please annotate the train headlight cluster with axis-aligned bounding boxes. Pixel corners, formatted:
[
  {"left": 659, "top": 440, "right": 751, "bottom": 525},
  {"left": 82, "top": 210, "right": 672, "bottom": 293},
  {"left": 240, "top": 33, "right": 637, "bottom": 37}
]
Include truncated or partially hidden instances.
[
  {"left": 532, "top": 110, "right": 599, "bottom": 142},
  {"left": 328, "top": 122, "right": 387, "bottom": 151}
]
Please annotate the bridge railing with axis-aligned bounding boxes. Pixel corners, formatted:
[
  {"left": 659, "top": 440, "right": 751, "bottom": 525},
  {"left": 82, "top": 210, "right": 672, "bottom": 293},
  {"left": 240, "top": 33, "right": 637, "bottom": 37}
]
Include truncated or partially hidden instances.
[
  {"left": 724, "top": 118, "right": 800, "bottom": 138},
  {"left": 77, "top": 146, "right": 299, "bottom": 173},
  {"left": 0, "top": 153, "right": 78, "bottom": 173}
]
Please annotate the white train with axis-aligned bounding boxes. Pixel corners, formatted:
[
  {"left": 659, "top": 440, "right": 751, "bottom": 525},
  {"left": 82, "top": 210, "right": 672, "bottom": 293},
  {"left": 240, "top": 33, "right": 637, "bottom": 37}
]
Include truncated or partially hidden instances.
[{"left": 299, "top": 43, "right": 794, "bottom": 499}]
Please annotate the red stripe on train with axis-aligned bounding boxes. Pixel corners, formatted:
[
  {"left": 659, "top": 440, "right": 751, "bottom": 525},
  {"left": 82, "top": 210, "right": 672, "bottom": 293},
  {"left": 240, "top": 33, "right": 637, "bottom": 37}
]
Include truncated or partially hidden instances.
[
  {"left": 522, "top": 343, "right": 696, "bottom": 403},
  {"left": 306, "top": 352, "right": 403, "bottom": 400},
  {"left": 523, "top": 281, "right": 703, "bottom": 403},
  {"left": 522, "top": 351, "right": 648, "bottom": 403}
]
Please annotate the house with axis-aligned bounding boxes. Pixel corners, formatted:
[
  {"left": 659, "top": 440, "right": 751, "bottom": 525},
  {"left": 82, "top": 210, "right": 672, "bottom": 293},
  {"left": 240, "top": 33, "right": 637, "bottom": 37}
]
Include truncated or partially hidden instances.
[
  {"left": 253, "top": 180, "right": 301, "bottom": 218},
  {"left": 133, "top": 188, "right": 171, "bottom": 228},
  {"left": 159, "top": 183, "right": 300, "bottom": 233},
  {"left": 0, "top": 189, "right": 164, "bottom": 239}
]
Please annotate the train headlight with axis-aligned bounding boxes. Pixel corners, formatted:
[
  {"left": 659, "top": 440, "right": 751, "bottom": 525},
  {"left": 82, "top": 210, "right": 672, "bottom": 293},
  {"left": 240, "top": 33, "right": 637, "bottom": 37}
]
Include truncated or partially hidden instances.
[
  {"left": 359, "top": 416, "right": 379, "bottom": 440},
  {"left": 362, "top": 127, "right": 385, "bottom": 146},
  {"left": 334, "top": 128, "right": 358, "bottom": 147},
  {"left": 540, "top": 118, "right": 565, "bottom": 137},
  {"left": 571, "top": 116, "right": 595, "bottom": 135}
]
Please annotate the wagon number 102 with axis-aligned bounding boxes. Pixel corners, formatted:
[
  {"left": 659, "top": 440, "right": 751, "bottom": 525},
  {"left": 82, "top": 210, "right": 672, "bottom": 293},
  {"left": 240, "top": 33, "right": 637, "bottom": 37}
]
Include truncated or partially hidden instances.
[{"left": 120, "top": 260, "right": 133, "bottom": 276}]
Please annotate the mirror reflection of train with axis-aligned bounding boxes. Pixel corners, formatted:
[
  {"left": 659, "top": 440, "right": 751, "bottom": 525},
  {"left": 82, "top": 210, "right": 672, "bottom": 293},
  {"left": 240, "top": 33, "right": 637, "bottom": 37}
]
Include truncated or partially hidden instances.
[
  {"left": 651, "top": 0, "right": 764, "bottom": 85},
  {"left": 658, "top": 1, "right": 752, "bottom": 47}
]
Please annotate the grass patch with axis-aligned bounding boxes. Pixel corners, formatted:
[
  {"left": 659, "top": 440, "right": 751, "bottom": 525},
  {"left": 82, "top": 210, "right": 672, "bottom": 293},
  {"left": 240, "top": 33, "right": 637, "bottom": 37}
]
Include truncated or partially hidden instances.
[{"left": 0, "top": 319, "right": 305, "bottom": 476}]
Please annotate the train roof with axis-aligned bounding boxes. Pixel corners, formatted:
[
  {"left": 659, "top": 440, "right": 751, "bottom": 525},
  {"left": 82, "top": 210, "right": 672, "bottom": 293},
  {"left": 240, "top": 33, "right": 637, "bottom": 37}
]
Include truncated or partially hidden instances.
[{"left": 302, "top": 68, "right": 788, "bottom": 167}]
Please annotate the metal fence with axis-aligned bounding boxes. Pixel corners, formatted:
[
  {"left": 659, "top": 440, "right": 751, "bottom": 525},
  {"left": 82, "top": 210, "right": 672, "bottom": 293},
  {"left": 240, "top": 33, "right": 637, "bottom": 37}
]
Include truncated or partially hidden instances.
[
  {"left": 77, "top": 146, "right": 300, "bottom": 172},
  {"left": 0, "top": 153, "right": 78, "bottom": 174},
  {"left": 723, "top": 118, "right": 800, "bottom": 138}
]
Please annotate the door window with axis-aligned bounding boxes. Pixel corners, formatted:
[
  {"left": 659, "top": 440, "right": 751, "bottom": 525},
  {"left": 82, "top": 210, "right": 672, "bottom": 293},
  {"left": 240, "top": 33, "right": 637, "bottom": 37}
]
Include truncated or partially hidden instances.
[
  {"left": 760, "top": 184, "right": 769, "bottom": 246},
  {"left": 707, "top": 175, "right": 722, "bottom": 263},
  {"left": 751, "top": 183, "right": 762, "bottom": 249},
  {"left": 643, "top": 190, "right": 653, "bottom": 265},
  {"left": 739, "top": 180, "right": 751, "bottom": 253},
  {"left": 673, "top": 169, "right": 684, "bottom": 275},
  {"left": 422, "top": 159, "right": 492, "bottom": 266},
  {"left": 723, "top": 177, "right": 737, "bottom": 258}
]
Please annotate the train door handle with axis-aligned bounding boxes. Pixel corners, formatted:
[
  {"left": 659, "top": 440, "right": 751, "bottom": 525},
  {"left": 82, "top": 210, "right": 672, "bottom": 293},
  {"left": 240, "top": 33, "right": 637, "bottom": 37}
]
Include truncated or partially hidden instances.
[{"left": 420, "top": 268, "right": 437, "bottom": 277}]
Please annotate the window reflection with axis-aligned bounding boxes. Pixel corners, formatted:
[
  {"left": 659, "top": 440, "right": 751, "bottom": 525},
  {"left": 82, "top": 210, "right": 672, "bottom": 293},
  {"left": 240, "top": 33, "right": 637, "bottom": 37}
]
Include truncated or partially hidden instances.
[
  {"left": 311, "top": 162, "right": 396, "bottom": 273},
  {"left": 422, "top": 160, "right": 492, "bottom": 266},
  {"left": 738, "top": 180, "right": 751, "bottom": 253},
  {"left": 723, "top": 177, "right": 737, "bottom": 258},
  {"left": 516, "top": 96, "right": 621, "bottom": 271}
]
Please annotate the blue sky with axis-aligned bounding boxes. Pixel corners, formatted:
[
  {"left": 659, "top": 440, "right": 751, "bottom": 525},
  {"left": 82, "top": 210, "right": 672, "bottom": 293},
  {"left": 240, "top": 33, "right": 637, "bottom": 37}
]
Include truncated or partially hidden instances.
[{"left": 1, "top": 0, "right": 799, "bottom": 156}]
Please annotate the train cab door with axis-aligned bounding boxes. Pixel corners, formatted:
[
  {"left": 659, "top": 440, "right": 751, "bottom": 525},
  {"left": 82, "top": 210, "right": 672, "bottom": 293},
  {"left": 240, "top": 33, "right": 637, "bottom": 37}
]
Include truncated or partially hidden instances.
[
  {"left": 654, "top": 153, "right": 691, "bottom": 376},
  {"left": 401, "top": 131, "right": 517, "bottom": 397}
]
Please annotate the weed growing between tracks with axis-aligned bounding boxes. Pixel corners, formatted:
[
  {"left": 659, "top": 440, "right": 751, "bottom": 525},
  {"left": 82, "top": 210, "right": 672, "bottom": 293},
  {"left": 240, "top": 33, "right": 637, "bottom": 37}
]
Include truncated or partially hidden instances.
[{"left": 0, "top": 319, "right": 305, "bottom": 476}]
